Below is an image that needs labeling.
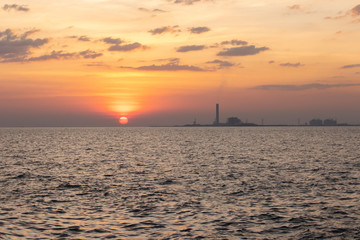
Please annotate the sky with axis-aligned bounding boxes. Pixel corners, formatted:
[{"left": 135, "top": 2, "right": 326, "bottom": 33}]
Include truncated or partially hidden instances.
[{"left": 1, "top": 0, "right": 360, "bottom": 126}]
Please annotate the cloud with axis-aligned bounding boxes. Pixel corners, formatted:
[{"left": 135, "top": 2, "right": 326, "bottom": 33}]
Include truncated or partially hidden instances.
[
  {"left": 177, "top": 45, "right": 206, "bottom": 52},
  {"left": 26, "top": 50, "right": 102, "bottom": 62},
  {"left": 206, "top": 59, "right": 234, "bottom": 68},
  {"left": 253, "top": 83, "right": 360, "bottom": 91},
  {"left": 170, "top": 0, "right": 211, "bottom": 5},
  {"left": 27, "top": 51, "right": 77, "bottom": 61},
  {"left": 103, "top": 37, "right": 123, "bottom": 45},
  {"left": 2, "top": 4, "right": 29, "bottom": 12},
  {"left": 341, "top": 64, "right": 360, "bottom": 69},
  {"left": 86, "top": 62, "right": 110, "bottom": 68},
  {"left": 269, "top": 60, "right": 275, "bottom": 64},
  {"left": 79, "top": 50, "right": 103, "bottom": 59},
  {"left": 108, "top": 42, "right": 147, "bottom": 52},
  {"left": 287, "top": 4, "right": 302, "bottom": 10},
  {"left": 189, "top": 27, "right": 210, "bottom": 34},
  {"left": 139, "top": 8, "right": 166, "bottom": 13},
  {"left": 136, "top": 63, "right": 206, "bottom": 71},
  {"left": 148, "top": 26, "right": 180, "bottom": 35},
  {"left": 0, "top": 29, "right": 49, "bottom": 62},
  {"left": 221, "top": 39, "right": 248, "bottom": 46},
  {"left": 217, "top": 45, "right": 269, "bottom": 56},
  {"left": 103, "top": 37, "right": 147, "bottom": 52},
  {"left": 120, "top": 59, "right": 206, "bottom": 72},
  {"left": 326, "top": 4, "right": 360, "bottom": 20},
  {"left": 155, "top": 58, "right": 180, "bottom": 64},
  {"left": 279, "top": 62, "right": 304, "bottom": 67},
  {"left": 78, "top": 36, "right": 90, "bottom": 42},
  {"left": 350, "top": 4, "right": 360, "bottom": 16}
]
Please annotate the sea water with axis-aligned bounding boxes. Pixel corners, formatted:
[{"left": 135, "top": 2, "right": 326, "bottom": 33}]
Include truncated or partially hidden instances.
[{"left": 0, "top": 127, "right": 359, "bottom": 239}]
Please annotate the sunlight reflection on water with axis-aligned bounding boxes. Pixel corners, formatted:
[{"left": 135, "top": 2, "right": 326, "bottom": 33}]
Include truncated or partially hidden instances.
[{"left": 0, "top": 127, "right": 359, "bottom": 239}]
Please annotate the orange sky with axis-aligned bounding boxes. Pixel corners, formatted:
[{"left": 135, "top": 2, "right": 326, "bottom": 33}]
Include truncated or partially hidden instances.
[{"left": 1, "top": 0, "right": 360, "bottom": 126}]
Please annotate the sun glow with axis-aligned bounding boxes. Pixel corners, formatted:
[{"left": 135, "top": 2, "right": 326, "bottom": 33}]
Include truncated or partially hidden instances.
[{"left": 119, "top": 116, "right": 128, "bottom": 125}]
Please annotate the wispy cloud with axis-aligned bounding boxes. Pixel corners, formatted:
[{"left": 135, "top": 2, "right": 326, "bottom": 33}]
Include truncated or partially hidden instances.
[
  {"left": 78, "top": 36, "right": 90, "bottom": 42},
  {"left": 325, "top": 4, "right": 360, "bottom": 21},
  {"left": 286, "top": 4, "right": 311, "bottom": 13},
  {"left": 148, "top": 26, "right": 181, "bottom": 35},
  {"left": 103, "top": 37, "right": 123, "bottom": 45},
  {"left": 26, "top": 50, "right": 103, "bottom": 62},
  {"left": 221, "top": 39, "right": 248, "bottom": 46},
  {"left": 0, "top": 29, "right": 48, "bottom": 62},
  {"left": 27, "top": 51, "right": 77, "bottom": 61},
  {"left": 138, "top": 8, "right": 166, "bottom": 13},
  {"left": 253, "top": 83, "right": 360, "bottom": 91},
  {"left": 279, "top": 62, "right": 304, "bottom": 67},
  {"left": 350, "top": 4, "right": 360, "bottom": 17},
  {"left": 79, "top": 50, "right": 103, "bottom": 59},
  {"left": 2, "top": 4, "right": 29, "bottom": 12},
  {"left": 206, "top": 59, "right": 234, "bottom": 69},
  {"left": 86, "top": 62, "right": 110, "bottom": 68},
  {"left": 341, "top": 64, "right": 360, "bottom": 69},
  {"left": 287, "top": 4, "right": 302, "bottom": 10},
  {"left": 217, "top": 45, "right": 269, "bottom": 56},
  {"left": 108, "top": 42, "right": 147, "bottom": 52},
  {"left": 103, "top": 37, "right": 147, "bottom": 52},
  {"left": 170, "top": 0, "right": 212, "bottom": 5},
  {"left": 189, "top": 27, "right": 210, "bottom": 34},
  {"left": 119, "top": 59, "right": 206, "bottom": 72},
  {"left": 177, "top": 45, "right": 206, "bottom": 52}
]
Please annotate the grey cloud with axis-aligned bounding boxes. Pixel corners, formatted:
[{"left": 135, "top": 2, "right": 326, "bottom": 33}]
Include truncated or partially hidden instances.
[
  {"left": 341, "top": 64, "right": 360, "bottom": 69},
  {"left": 120, "top": 58, "right": 206, "bottom": 72},
  {"left": 104, "top": 37, "right": 147, "bottom": 52},
  {"left": 269, "top": 60, "right": 275, "bottom": 64},
  {"left": 326, "top": 4, "right": 360, "bottom": 20},
  {"left": 79, "top": 50, "right": 103, "bottom": 59},
  {"left": 148, "top": 26, "right": 180, "bottom": 35},
  {"left": 351, "top": 4, "right": 360, "bottom": 16},
  {"left": 253, "top": 83, "right": 360, "bottom": 91},
  {"left": 177, "top": 45, "right": 206, "bottom": 52},
  {"left": 155, "top": 58, "right": 180, "bottom": 64},
  {"left": 217, "top": 45, "right": 269, "bottom": 56},
  {"left": 136, "top": 63, "right": 206, "bottom": 71},
  {"left": 139, "top": 7, "right": 166, "bottom": 13},
  {"left": 221, "top": 40, "right": 248, "bottom": 46},
  {"left": 86, "top": 62, "right": 110, "bottom": 67},
  {"left": 0, "top": 29, "right": 48, "bottom": 62},
  {"left": 20, "top": 50, "right": 102, "bottom": 62},
  {"left": 206, "top": 59, "right": 234, "bottom": 68},
  {"left": 108, "top": 42, "right": 146, "bottom": 52},
  {"left": 27, "top": 51, "right": 77, "bottom": 61},
  {"left": 78, "top": 36, "right": 90, "bottom": 42},
  {"left": 2, "top": 4, "right": 29, "bottom": 12},
  {"left": 153, "top": 9, "right": 166, "bottom": 13},
  {"left": 279, "top": 62, "right": 304, "bottom": 67},
  {"left": 103, "top": 37, "right": 123, "bottom": 45},
  {"left": 189, "top": 27, "right": 210, "bottom": 34},
  {"left": 171, "top": 0, "right": 211, "bottom": 5}
]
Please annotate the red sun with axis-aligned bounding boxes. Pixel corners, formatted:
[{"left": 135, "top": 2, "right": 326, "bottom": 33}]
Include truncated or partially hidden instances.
[{"left": 119, "top": 116, "right": 128, "bottom": 125}]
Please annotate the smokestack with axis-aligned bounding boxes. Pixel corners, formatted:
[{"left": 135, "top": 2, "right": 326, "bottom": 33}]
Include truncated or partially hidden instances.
[{"left": 216, "top": 103, "right": 219, "bottom": 125}]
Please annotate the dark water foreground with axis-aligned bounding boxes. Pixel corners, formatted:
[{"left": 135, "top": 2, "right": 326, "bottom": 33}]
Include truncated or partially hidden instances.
[{"left": 0, "top": 127, "right": 359, "bottom": 239}]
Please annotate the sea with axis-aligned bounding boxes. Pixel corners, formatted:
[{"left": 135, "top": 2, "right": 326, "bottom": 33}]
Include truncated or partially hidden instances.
[{"left": 0, "top": 127, "right": 359, "bottom": 239}]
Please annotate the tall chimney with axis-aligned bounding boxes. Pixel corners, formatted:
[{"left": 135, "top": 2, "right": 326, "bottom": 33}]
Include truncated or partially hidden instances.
[{"left": 216, "top": 103, "right": 219, "bottom": 125}]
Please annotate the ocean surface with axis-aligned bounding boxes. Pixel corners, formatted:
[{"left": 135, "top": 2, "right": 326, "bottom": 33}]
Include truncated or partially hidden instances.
[{"left": 0, "top": 127, "right": 359, "bottom": 239}]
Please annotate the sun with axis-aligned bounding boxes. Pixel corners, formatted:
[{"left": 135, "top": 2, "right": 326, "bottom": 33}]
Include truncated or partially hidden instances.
[{"left": 119, "top": 116, "right": 128, "bottom": 125}]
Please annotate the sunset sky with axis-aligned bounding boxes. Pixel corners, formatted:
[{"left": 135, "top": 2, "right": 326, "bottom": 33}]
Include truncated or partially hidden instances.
[{"left": 1, "top": 0, "right": 360, "bottom": 126}]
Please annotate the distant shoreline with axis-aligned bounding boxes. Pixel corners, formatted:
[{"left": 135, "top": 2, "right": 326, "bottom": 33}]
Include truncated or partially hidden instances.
[{"left": 175, "top": 124, "right": 359, "bottom": 127}]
